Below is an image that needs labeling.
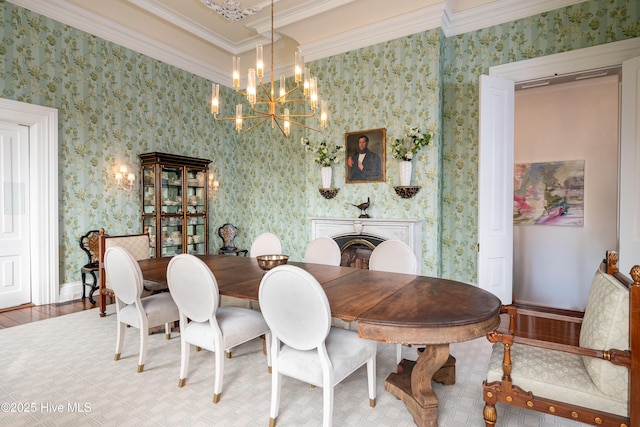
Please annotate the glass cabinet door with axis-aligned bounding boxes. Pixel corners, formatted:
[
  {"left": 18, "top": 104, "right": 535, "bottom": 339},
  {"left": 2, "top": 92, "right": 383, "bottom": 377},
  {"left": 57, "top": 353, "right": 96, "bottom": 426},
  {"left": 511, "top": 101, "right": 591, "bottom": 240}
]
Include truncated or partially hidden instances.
[
  {"left": 185, "top": 215, "right": 206, "bottom": 255},
  {"left": 161, "top": 166, "right": 183, "bottom": 215},
  {"left": 143, "top": 216, "right": 156, "bottom": 258},
  {"left": 142, "top": 165, "right": 155, "bottom": 215},
  {"left": 186, "top": 168, "right": 206, "bottom": 214},
  {"left": 161, "top": 216, "right": 183, "bottom": 257}
]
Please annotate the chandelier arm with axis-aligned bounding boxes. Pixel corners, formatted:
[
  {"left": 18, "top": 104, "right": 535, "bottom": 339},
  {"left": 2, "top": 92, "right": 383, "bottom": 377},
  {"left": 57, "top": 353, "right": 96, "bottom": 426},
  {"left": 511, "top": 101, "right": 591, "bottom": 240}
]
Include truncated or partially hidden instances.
[
  {"left": 258, "top": 81, "right": 273, "bottom": 100},
  {"left": 282, "top": 117, "right": 322, "bottom": 132},
  {"left": 274, "top": 82, "right": 302, "bottom": 103},
  {"left": 240, "top": 117, "right": 272, "bottom": 134},
  {"left": 278, "top": 111, "right": 317, "bottom": 118}
]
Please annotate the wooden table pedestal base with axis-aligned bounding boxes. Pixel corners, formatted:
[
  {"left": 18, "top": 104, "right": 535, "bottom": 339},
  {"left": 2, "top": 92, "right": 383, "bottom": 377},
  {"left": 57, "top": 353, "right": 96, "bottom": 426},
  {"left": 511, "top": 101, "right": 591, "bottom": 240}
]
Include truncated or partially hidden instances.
[{"left": 384, "top": 344, "right": 455, "bottom": 427}]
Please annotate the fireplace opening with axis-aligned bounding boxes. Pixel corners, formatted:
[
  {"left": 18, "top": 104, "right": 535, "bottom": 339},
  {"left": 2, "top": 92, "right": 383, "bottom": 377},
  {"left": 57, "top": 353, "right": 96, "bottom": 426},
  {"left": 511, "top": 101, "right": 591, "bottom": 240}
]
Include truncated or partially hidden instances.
[{"left": 334, "top": 234, "right": 385, "bottom": 269}]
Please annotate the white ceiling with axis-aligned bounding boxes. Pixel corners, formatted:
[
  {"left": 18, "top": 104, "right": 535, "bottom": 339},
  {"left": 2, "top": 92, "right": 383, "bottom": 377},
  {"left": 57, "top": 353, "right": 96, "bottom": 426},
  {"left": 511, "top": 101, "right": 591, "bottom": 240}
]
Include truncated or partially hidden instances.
[{"left": 9, "top": 0, "right": 585, "bottom": 87}]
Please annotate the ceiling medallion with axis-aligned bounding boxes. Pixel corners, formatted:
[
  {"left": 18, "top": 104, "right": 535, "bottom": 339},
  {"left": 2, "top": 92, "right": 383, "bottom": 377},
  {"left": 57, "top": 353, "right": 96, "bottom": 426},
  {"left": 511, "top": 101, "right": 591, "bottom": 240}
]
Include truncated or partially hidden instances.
[{"left": 201, "top": 0, "right": 261, "bottom": 22}]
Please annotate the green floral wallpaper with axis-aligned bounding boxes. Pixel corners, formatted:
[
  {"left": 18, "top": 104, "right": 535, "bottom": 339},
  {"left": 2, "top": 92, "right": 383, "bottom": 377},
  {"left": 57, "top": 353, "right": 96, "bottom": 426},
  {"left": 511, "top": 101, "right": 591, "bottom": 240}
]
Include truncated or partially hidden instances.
[{"left": 0, "top": 0, "right": 638, "bottom": 290}]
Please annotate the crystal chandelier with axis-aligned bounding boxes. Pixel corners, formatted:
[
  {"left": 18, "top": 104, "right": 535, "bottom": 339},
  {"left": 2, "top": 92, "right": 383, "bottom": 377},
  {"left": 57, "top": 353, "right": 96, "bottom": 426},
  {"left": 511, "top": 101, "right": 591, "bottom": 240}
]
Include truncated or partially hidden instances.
[{"left": 210, "top": 0, "right": 328, "bottom": 137}]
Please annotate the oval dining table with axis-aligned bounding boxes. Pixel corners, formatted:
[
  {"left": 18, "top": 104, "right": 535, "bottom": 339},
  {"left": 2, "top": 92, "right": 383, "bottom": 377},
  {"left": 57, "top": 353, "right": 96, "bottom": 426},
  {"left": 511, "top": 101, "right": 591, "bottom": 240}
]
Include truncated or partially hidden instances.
[{"left": 137, "top": 254, "right": 502, "bottom": 427}]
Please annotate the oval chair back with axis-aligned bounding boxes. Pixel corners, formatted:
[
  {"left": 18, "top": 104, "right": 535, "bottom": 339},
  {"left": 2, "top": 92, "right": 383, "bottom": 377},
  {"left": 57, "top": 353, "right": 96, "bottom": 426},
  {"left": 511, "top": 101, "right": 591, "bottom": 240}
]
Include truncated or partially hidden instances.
[
  {"left": 250, "top": 232, "right": 282, "bottom": 258},
  {"left": 259, "top": 265, "right": 331, "bottom": 350},
  {"left": 369, "top": 240, "right": 418, "bottom": 274},
  {"left": 167, "top": 254, "right": 219, "bottom": 322},
  {"left": 303, "top": 237, "right": 341, "bottom": 266},
  {"left": 104, "top": 246, "right": 144, "bottom": 304}
]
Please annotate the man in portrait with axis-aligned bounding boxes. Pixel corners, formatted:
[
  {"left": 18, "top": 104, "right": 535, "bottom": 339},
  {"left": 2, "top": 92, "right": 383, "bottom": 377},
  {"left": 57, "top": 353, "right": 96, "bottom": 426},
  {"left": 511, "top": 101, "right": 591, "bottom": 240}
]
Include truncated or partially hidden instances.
[{"left": 347, "top": 135, "right": 382, "bottom": 181}]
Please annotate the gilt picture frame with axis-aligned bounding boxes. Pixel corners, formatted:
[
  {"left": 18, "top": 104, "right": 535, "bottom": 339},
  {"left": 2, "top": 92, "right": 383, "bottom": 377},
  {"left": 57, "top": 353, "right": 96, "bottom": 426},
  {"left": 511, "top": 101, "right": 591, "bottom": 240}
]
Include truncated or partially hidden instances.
[{"left": 345, "top": 128, "right": 386, "bottom": 183}]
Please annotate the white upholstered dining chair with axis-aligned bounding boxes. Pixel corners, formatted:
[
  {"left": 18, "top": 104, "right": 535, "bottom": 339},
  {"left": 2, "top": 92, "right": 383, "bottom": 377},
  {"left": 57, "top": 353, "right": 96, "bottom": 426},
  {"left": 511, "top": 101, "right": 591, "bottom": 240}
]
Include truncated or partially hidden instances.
[
  {"left": 303, "top": 237, "right": 341, "bottom": 266},
  {"left": 250, "top": 232, "right": 282, "bottom": 257},
  {"left": 369, "top": 239, "right": 419, "bottom": 275},
  {"left": 259, "top": 265, "right": 377, "bottom": 427},
  {"left": 167, "top": 253, "right": 271, "bottom": 403},
  {"left": 369, "top": 240, "right": 419, "bottom": 364},
  {"left": 103, "top": 246, "right": 179, "bottom": 373}
]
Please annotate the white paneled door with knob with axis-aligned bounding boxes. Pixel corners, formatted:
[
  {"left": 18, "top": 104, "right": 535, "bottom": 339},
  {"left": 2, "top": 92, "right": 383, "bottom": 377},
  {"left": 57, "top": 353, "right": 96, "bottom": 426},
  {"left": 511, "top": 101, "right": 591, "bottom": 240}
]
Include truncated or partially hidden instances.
[{"left": 0, "top": 121, "right": 30, "bottom": 309}]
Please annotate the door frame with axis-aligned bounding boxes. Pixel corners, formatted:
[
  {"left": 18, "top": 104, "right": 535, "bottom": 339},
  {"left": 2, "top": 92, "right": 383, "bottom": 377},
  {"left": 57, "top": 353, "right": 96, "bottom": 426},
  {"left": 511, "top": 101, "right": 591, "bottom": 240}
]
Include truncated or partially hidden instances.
[
  {"left": 485, "top": 37, "right": 640, "bottom": 282},
  {"left": 0, "top": 98, "right": 58, "bottom": 306}
]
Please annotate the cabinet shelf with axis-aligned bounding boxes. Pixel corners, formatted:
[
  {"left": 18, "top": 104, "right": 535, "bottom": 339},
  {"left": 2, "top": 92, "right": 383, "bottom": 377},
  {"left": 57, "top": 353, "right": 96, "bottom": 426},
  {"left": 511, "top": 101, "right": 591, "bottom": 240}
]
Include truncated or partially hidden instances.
[{"left": 140, "top": 152, "right": 212, "bottom": 258}]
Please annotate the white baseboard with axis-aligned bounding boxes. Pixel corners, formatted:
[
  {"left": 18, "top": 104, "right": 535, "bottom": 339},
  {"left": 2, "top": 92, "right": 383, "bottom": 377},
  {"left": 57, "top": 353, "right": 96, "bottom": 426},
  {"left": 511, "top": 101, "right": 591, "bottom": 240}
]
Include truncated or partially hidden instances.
[{"left": 58, "top": 281, "right": 89, "bottom": 303}]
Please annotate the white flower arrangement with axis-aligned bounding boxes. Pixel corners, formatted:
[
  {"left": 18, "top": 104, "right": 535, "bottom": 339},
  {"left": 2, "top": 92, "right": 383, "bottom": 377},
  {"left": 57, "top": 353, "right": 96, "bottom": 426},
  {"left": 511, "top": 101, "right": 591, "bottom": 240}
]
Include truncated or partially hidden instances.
[
  {"left": 301, "top": 137, "right": 344, "bottom": 167},
  {"left": 390, "top": 127, "right": 433, "bottom": 161}
]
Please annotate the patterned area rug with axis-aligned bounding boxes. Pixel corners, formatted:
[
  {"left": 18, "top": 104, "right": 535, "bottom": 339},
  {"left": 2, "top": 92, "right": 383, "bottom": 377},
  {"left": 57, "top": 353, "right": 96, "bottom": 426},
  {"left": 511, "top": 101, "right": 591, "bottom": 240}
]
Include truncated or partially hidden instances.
[{"left": 0, "top": 307, "right": 589, "bottom": 426}]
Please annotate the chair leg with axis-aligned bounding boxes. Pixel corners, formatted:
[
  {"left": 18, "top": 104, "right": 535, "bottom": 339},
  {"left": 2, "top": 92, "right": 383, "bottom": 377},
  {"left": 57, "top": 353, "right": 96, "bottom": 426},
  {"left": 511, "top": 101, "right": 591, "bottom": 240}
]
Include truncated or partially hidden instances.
[
  {"left": 396, "top": 344, "right": 402, "bottom": 365},
  {"left": 483, "top": 402, "right": 497, "bottom": 426},
  {"left": 322, "top": 381, "right": 334, "bottom": 427},
  {"left": 99, "top": 290, "right": 107, "bottom": 317},
  {"left": 269, "top": 371, "right": 281, "bottom": 426},
  {"left": 179, "top": 338, "right": 190, "bottom": 387},
  {"left": 164, "top": 322, "right": 171, "bottom": 340},
  {"left": 213, "top": 347, "right": 224, "bottom": 403},
  {"left": 367, "top": 357, "right": 376, "bottom": 407},
  {"left": 114, "top": 321, "right": 125, "bottom": 361},
  {"left": 269, "top": 337, "right": 281, "bottom": 425},
  {"left": 81, "top": 272, "right": 87, "bottom": 299},
  {"left": 138, "top": 327, "right": 148, "bottom": 373},
  {"left": 88, "top": 271, "right": 98, "bottom": 305},
  {"left": 265, "top": 331, "right": 272, "bottom": 373}
]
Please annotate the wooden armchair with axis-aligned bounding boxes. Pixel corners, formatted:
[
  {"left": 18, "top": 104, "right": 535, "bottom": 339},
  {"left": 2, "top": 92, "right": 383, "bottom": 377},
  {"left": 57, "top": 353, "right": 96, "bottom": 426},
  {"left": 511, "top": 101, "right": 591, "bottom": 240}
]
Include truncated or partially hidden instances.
[
  {"left": 482, "top": 252, "right": 639, "bottom": 427},
  {"left": 98, "top": 228, "right": 166, "bottom": 317}
]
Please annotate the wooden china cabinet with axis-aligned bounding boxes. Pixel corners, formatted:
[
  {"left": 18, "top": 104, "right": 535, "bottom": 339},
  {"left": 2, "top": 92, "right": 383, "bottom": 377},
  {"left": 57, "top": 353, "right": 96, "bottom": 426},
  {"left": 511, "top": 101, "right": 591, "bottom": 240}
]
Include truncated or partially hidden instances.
[{"left": 139, "top": 152, "right": 211, "bottom": 258}]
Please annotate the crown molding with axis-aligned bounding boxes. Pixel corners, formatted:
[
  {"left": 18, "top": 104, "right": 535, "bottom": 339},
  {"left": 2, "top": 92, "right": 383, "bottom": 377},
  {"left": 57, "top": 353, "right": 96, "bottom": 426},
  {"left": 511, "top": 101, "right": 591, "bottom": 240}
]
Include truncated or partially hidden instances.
[
  {"left": 7, "top": 0, "right": 230, "bottom": 86},
  {"left": 300, "top": 3, "right": 445, "bottom": 63},
  {"left": 248, "top": 0, "right": 355, "bottom": 36},
  {"left": 127, "top": 0, "right": 234, "bottom": 53},
  {"left": 441, "top": 0, "right": 587, "bottom": 37}
]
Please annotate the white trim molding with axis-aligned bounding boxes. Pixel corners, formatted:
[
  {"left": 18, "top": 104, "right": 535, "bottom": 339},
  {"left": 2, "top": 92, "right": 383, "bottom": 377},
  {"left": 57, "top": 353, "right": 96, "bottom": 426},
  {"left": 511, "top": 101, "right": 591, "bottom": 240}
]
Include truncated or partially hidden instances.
[
  {"left": 489, "top": 37, "right": 640, "bottom": 82},
  {"left": 0, "top": 98, "right": 59, "bottom": 305}
]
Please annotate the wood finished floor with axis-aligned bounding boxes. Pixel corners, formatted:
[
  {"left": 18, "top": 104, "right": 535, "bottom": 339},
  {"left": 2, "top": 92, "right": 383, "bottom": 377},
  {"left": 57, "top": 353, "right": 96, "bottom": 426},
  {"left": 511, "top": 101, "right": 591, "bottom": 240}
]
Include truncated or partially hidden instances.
[{"left": 0, "top": 299, "right": 96, "bottom": 330}]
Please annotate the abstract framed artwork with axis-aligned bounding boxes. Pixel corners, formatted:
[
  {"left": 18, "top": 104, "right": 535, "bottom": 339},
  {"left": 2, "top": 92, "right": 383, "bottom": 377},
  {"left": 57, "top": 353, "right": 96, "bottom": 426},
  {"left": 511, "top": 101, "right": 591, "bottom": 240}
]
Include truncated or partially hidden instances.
[{"left": 513, "top": 160, "right": 584, "bottom": 226}]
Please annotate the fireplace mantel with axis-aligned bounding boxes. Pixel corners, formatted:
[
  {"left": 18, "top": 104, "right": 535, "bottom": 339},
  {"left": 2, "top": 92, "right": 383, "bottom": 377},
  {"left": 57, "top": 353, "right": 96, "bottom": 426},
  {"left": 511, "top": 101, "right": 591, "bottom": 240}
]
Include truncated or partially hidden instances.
[{"left": 310, "top": 217, "right": 422, "bottom": 270}]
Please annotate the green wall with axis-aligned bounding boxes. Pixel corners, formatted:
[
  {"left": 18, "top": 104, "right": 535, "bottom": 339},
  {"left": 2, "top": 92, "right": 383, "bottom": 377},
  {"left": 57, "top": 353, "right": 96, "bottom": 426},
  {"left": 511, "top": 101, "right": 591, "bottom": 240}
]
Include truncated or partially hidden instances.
[{"left": 0, "top": 0, "right": 638, "bottom": 288}]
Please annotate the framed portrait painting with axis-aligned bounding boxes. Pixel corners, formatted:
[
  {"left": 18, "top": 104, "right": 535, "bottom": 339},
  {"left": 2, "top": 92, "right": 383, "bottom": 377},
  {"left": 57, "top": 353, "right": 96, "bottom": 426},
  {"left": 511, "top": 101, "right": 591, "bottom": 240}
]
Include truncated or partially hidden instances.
[{"left": 345, "top": 128, "right": 386, "bottom": 183}]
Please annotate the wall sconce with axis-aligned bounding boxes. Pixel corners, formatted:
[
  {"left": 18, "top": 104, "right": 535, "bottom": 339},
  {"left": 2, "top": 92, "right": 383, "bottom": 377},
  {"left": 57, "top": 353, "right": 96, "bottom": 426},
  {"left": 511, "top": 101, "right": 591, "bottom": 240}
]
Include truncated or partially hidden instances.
[
  {"left": 209, "top": 172, "right": 220, "bottom": 193},
  {"left": 115, "top": 165, "right": 135, "bottom": 191}
]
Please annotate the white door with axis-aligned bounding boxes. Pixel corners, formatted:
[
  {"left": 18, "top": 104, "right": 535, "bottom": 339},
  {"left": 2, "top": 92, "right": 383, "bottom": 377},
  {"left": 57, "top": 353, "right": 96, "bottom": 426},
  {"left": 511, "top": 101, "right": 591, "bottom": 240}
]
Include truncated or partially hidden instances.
[
  {"left": 478, "top": 75, "right": 514, "bottom": 304},
  {"left": 0, "top": 121, "right": 30, "bottom": 309},
  {"left": 619, "top": 56, "right": 640, "bottom": 275}
]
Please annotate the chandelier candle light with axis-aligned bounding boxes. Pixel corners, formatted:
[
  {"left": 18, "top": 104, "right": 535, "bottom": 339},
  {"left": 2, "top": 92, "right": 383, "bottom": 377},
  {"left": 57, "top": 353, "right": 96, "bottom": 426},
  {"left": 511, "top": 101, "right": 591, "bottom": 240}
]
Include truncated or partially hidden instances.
[{"left": 210, "top": 0, "right": 328, "bottom": 137}]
